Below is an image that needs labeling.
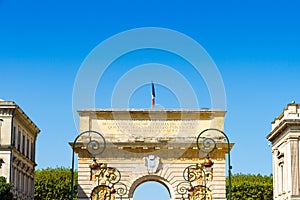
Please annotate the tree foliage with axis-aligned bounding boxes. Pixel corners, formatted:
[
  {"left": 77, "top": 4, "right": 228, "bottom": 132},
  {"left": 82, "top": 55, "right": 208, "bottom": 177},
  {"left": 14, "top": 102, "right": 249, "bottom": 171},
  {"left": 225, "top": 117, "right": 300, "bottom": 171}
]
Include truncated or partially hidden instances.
[
  {"left": 0, "top": 176, "right": 14, "bottom": 200},
  {"left": 227, "top": 173, "right": 273, "bottom": 200},
  {"left": 34, "top": 167, "right": 78, "bottom": 200}
]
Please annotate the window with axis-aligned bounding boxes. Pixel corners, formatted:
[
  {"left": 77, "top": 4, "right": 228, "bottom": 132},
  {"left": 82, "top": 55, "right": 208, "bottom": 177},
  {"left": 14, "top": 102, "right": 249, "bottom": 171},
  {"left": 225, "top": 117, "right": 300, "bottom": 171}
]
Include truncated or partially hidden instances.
[
  {"left": 27, "top": 138, "right": 30, "bottom": 158},
  {"left": 31, "top": 142, "right": 35, "bottom": 161},
  {"left": 12, "top": 126, "right": 16, "bottom": 146},
  {"left": 14, "top": 168, "right": 17, "bottom": 189},
  {"left": 30, "top": 177, "right": 33, "bottom": 196},
  {"left": 17, "top": 129, "right": 21, "bottom": 151},
  {"left": 19, "top": 171, "right": 21, "bottom": 191},
  {"left": 23, "top": 175, "right": 27, "bottom": 194},
  {"left": 22, "top": 135, "right": 25, "bottom": 155},
  {"left": 28, "top": 176, "right": 31, "bottom": 196},
  {"left": 11, "top": 167, "right": 14, "bottom": 185}
]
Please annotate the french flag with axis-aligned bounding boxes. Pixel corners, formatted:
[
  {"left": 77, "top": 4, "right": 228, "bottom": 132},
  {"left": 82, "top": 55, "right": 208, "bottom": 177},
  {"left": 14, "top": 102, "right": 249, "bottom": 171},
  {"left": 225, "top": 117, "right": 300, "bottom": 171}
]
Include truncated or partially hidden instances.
[{"left": 152, "top": 82, "right": 155, "bottom": 108}]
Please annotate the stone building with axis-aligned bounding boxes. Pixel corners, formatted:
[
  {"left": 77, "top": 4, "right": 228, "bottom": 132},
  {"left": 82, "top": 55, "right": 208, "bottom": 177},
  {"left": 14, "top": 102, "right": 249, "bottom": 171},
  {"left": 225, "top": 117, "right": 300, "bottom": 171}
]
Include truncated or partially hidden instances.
[
  {"left": 267, "top": 103, "right": 300, "bottom": 200},
  {"left": 72, "top": 108, "right": 233, "bottom": 200},
  {"left": 0, "top": 100, "right": 40, "bottom": 200}
]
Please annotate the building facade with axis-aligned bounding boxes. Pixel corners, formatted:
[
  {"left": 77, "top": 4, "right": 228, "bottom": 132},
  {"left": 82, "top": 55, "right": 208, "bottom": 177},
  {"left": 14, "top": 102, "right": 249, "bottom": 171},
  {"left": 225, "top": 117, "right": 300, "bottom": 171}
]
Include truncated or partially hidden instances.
[
  {"left": 267, "top": 103, "right": 300, "bottom": 200},
  {"left": 0, "top": 100, "right": 40, "bottom": 200},
  {"left": 72, "top": 108, "right": 233, "bottom": 200}
]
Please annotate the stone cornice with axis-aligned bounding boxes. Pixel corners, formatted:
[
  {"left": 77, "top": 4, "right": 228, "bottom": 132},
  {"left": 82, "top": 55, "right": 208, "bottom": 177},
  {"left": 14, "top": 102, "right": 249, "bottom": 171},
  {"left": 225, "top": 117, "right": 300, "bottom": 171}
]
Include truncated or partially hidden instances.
[
  {"left": 0, "top": 101, "right": 40, "bottom": 135},
  {"left": 266, "top": 119, "right": 300, "bottom": 142},
  {"left": 78, "top": 109, "right": 226, "bottom": 120},
  {"left": 271, "top": 103, "right": 300, "bottom": 129}
]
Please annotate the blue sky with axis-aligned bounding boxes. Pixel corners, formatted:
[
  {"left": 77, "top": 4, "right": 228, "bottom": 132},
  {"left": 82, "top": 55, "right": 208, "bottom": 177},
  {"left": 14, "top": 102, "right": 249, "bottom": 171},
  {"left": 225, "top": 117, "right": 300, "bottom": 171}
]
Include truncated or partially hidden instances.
[{"left": 1, "top": 0, "right": 300, "bottom": 182}]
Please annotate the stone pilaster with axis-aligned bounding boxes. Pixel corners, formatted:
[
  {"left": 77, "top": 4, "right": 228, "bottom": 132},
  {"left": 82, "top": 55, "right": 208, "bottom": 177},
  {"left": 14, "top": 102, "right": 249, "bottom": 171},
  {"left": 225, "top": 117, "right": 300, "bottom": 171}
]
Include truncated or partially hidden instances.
[{"left": 289, "top": 137, "right": 300, "bottom": 195}]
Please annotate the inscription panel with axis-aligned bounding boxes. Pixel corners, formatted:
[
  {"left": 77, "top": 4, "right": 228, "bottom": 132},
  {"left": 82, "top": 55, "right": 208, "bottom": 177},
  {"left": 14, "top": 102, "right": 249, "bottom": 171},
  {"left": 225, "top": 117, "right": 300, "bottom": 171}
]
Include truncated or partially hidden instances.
[{"left": 91, "top": 119, "right": 215, "bottom": 137}]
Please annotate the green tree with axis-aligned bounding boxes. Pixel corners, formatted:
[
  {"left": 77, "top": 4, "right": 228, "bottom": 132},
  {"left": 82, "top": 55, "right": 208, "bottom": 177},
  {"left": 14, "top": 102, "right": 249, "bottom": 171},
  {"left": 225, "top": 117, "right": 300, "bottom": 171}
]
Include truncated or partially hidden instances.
[
  {"left": 34, "top": 167, "right": 78, "bottom": 200},
  {"left": 227, "top": 173, "right": 273, "bottom": 200},
  {"left": 0, "top": 176, "right": 14, "bottom": 200}
]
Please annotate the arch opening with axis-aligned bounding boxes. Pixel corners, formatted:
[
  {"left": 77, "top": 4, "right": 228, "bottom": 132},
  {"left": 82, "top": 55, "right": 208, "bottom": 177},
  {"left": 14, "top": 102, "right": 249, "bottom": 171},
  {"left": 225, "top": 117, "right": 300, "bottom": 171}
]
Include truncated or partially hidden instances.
[{"left": 133, "top": 181, "right": 171, "bottom": 200}]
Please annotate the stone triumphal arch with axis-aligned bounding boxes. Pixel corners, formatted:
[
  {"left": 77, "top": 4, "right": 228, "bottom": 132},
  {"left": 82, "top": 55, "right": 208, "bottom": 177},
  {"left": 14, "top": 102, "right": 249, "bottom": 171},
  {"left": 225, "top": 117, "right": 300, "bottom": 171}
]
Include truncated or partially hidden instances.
[{"left": 72, "top": 109, "right": 233, "bottom": 200}]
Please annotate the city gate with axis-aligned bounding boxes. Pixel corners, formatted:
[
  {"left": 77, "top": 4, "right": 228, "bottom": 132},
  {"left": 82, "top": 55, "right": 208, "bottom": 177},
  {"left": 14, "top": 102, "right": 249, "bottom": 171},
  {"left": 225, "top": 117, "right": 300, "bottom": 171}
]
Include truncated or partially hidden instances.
[{"left": 71, "top": 109, "right": 232, "bottom": 200}]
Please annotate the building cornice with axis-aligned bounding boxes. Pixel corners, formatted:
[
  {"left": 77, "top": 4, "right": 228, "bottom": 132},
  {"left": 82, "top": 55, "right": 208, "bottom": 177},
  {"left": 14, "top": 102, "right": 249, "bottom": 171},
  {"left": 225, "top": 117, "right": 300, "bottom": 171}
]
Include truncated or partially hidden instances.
[
  {"left": 267, "top": 119, "right": 300, "bottom": 141},
  {"left": 0, "top": 101, "right": 40, "bottom": 135},
  {"left": 78, "top": 108, "right": 226, "bottom": 120},
  {"left": 267, "top": 103, "right": 300, "bottom": 142}
]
